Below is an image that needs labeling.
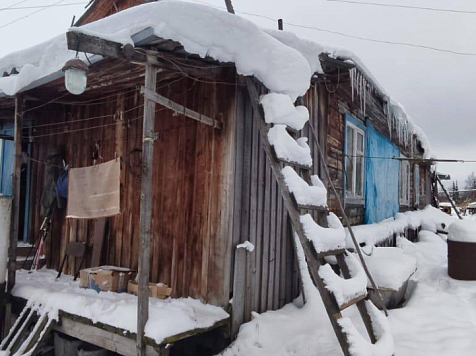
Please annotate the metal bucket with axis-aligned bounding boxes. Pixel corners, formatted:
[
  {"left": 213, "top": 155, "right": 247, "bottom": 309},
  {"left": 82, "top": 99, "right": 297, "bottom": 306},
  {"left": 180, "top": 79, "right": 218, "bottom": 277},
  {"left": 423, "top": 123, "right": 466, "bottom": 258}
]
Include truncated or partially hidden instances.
[{"left": 448, "top": 239, "right": 476, "bottom": 280}]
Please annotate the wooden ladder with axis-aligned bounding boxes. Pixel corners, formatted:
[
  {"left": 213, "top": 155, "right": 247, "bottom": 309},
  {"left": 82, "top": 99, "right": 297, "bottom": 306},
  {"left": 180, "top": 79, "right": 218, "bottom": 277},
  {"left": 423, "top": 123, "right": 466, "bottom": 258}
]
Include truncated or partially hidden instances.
[
  {"left": 245, "top": 78, "right": 387, "bottom": 356},
  {"left": 1, "top": 305, "right": 56, "bottom": 356}
]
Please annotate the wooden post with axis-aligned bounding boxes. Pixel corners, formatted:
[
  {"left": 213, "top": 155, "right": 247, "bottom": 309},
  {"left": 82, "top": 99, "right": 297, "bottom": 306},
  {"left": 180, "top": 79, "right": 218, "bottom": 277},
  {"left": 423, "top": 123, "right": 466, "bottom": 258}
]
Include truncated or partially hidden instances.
[
  {"left": 7, "top": 94, "right": 23, "bottom": 293},
  {"left": 224, "top": 0, "right": 235, "bottom": 14},
  {"left": 137, "top": 62, "right": 157, "bottom": 356},
  {"left": 278, "top": 19, "right": 283, "bottom": 30}
]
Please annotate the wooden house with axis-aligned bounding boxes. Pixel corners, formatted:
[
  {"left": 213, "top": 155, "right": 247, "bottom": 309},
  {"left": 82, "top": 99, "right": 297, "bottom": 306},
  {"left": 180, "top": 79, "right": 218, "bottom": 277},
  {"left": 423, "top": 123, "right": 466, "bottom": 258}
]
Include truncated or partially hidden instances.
[{"left": 0, "top": 1, "right": 434, "bottom": 354}]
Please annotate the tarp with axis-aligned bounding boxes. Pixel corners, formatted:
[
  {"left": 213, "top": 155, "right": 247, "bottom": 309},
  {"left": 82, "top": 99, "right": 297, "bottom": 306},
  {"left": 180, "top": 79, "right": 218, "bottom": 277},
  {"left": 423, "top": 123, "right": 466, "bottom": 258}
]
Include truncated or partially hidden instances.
[{"left": 67, "top": 159, "right": 120, "bottom": 219}]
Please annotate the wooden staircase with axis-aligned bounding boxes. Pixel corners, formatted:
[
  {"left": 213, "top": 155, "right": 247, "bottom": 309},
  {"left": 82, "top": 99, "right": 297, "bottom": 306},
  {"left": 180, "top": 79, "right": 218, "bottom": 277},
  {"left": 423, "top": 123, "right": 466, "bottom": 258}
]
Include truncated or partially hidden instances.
[
  {"left": 1, "top": 305, "right": 56, "bottom": 356},
  {"left": 245, "top": 78, "right": 391, "bottom": 356}
]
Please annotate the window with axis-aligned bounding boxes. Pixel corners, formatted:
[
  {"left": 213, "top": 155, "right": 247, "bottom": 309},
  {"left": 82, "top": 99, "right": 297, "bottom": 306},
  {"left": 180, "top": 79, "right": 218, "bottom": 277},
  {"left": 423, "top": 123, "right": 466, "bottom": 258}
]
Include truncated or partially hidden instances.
[
  {"left": 414, "top": 165, "right": 420, "bottom": 206},
  {"left": 345, "top": 123, "right": 365, "bottom": 200},
  {"left": 399, "top": 158, "right": 411, "bottom": 206}
]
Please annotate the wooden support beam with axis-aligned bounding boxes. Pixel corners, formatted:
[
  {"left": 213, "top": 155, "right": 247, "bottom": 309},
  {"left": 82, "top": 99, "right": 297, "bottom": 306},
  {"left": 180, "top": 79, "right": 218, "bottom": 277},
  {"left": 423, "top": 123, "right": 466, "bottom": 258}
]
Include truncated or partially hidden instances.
[
  {"left": 66, "top": 30, "right": 145, "bottom": 62},
  {"left": 137, "top": 61, "right": 157, "bottom": 356},
  {"left": 7, "top": 94, "right": 23, "bottom": 293},
  {"left": 140, "top": 87, "right": 222, "bottom": 129}
]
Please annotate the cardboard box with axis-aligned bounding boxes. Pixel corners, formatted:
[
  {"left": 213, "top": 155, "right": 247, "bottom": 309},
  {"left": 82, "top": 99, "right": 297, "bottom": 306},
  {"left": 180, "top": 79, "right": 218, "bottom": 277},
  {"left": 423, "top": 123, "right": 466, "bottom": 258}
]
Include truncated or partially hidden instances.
[
  {"left": 127, "top": 280, "right": 158, "bottom": 298},
  {"left": 127, "top": 281, "right": 172, "bottom": 299},
  {"left": 80, "top": 266, "right": 135, "bottom": 293}
]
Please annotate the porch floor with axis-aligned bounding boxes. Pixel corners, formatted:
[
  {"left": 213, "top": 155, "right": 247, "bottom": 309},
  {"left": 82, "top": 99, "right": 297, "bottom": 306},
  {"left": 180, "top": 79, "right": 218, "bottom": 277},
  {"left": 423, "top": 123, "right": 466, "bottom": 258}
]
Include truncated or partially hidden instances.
[{"left": 11, "top": 269, "right": 229, "bottom": 353}]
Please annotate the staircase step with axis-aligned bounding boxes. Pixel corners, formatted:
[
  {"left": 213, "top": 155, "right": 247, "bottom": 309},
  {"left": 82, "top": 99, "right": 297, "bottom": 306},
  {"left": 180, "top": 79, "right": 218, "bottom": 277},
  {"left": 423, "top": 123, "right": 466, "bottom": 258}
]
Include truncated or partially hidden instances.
[
  {"left": 339, "top": 294, "right": 368, "bottom": 311},
  {"left": 297, "top": 203, "right": 328, "bottom": 212},
  {"left": 316, "top": 248, "right": 346, "bottom": 259},
  {"left": 275, "top": 156, "right": 312, "bottom": 170}
]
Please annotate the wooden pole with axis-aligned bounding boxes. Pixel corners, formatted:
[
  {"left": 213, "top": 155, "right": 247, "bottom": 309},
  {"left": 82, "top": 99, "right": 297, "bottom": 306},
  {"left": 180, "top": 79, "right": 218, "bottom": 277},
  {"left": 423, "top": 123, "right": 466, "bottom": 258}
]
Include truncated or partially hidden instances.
[
  {"left": 136, "top": 62, "right": 157, "bottom": 356},
  {"left": 224, "top": 0, "right": 235, "bottom": 14},
  {"left": 436, "top": 175, "right": 462, "bottom": 220},
  {"left": 7, "top": 94, "right": 23, "bottom": 293},
  {"left": 278, "top": 19, "right": 283, "bottom": 30}
]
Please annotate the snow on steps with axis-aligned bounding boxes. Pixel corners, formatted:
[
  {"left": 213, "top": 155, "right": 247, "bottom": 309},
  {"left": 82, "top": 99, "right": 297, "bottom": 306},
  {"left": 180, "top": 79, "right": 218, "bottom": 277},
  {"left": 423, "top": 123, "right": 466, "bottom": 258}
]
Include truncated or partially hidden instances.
[
  {"left": 267, "top": 125, "right": 312, "bottom": 167},
  {"left": 282, "top": 166, "right": 327, "bottom": 208},
  {"left": 318, "top": 253, "right": 368, "bottom": 309},
  {"left": 300, "top": 213, "right": 346, "bottom": 254},
  {"left": 338, "top": 301, "right": 395, "bottom": 356},
  {"left": 260, "top": 93, "right": 309, "bottom": 131}
]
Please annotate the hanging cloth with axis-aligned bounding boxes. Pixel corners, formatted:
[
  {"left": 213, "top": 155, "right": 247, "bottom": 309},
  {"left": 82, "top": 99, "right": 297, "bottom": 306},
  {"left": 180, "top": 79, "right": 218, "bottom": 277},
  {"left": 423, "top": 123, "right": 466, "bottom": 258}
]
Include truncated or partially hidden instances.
[{"left": 67, "top": 159, "right": 120, "bottom": 219}]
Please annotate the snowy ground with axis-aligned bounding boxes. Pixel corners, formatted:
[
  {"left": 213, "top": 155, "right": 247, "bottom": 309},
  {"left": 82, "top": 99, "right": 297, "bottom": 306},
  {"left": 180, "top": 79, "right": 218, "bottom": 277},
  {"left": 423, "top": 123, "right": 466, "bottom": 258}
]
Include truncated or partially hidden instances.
[
  {"left": 224, "top": 230, "right": 476, "bottom": 356},
  {"left": 12, "top": 269, "right": 228, "bottom": 345}
]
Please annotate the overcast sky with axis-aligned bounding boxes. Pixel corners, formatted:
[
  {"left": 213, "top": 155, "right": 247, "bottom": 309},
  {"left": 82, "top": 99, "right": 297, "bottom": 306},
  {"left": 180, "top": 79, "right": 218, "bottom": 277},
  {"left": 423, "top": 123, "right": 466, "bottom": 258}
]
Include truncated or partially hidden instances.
[{"left": 1, "top": 0, "right": 476, "bottom": 187}]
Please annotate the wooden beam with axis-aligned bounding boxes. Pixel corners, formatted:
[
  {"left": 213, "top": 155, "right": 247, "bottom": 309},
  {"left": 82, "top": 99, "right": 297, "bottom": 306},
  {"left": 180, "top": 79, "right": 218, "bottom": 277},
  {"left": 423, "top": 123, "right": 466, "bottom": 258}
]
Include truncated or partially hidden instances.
[
  {"left": 66, "top": 31, "right": 145, "bottom": 62},
  {"left": 140, "top": 87, "right": 222, "bottom": 129},
  {"left": 56, "top": 314, "right": 165, "bottom": 356},
  {"left": 137, "top": 61, "right": 157, "bottom": 356},
  {"left": 7, "top": 94, "right": 23, "bottom": 293}
]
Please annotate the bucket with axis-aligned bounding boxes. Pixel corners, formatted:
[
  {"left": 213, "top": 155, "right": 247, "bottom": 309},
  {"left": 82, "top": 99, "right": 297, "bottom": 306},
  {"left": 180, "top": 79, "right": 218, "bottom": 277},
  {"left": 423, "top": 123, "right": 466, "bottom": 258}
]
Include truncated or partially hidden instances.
[{"left": 448, "top": 239, "right": 476, "bottom": 280}]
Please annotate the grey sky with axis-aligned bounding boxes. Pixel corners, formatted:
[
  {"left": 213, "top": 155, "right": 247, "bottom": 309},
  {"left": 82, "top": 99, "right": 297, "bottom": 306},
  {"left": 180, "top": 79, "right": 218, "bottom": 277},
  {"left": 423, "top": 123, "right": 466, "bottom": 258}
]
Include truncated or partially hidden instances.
[{"left": 1, "top": 0, "right": 475, "bottom": 187}]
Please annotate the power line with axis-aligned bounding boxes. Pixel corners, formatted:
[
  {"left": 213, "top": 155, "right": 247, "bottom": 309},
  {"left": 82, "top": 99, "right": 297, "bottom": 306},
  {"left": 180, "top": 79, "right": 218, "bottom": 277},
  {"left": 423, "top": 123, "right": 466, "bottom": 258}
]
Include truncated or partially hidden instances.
[
  {"left": 189, "top": 0, "right": 476, "bottom": 57},
  {"left": 326, "top": 0, "right": 476, "bottom": 14},
  {"left": 0, "top": 0, "right": 70, "bottom": 30},
  {"left": 0, "top": 2, "right": 87, "bottom": 11},
  {"left": 1, "top": 0, "right": 31, "bottom": 11}
]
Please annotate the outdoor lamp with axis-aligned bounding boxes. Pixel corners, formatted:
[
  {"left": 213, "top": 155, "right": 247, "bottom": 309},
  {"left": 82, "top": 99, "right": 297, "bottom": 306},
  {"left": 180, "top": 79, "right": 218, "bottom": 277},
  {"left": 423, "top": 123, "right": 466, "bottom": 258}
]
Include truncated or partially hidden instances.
[{"left": 62, "top": 58, "right": 89, "bottom": 95}]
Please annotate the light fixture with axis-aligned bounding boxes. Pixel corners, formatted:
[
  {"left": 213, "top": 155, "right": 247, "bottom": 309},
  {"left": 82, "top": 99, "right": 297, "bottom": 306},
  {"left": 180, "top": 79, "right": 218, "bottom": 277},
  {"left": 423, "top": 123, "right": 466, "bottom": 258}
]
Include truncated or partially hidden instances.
[{"left": 62, "top": 58, "right": 89, "bottom": 95}]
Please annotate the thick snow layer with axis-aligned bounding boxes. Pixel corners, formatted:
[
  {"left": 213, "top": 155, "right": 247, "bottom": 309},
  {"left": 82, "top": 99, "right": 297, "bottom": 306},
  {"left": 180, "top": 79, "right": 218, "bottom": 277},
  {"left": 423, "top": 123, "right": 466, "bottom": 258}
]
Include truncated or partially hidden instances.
[
  {"left": 282, "top": 166, "right": 327, "bottom": 207},
  {"left": 260, "top": 93, "right": 309, "bottom": 131},
  {"left": 12, "top": 269, "right": 228, "bottom": 345},
  {"left": 268, "top": 29, "right": 432, "bottom": 159},
  {"left": 447, "top": 220, "right": 476, "bottom": 242},
  {"left": 362, "top": 247, "right": 417, "bottom": 290},
  {"left": 318, "top": 253, "right": 368, "bottom": 307},
  {"left": 300, "top": 213, "right": 346, "bottom": 253},
  {"left": 268, "top": 125, "right": 312, "bottom": 167},
  {"left": 224, "top": 229, "right": 476, "bottom": 356},
  {"left": 0, "top": 1, "right": 311, "bottom": 99},
  {"left": 338, "top": 301, "right": 395, "bottom": 356},
  {"left": 346, "top": 205, "right": 456, "bottom": 248}
]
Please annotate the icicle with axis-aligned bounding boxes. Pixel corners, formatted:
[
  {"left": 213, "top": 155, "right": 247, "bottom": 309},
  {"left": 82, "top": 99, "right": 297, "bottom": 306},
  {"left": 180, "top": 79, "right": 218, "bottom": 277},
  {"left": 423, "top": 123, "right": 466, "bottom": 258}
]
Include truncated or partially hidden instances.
[
  {"left": 386, "top": 102, "right": 392, "bottom": 139},
  {"left": 363, "top": 78, "right": 367, "bottom": 117},
  {"left": 350, "top": 69, "right": 355, "bottom": 102}
]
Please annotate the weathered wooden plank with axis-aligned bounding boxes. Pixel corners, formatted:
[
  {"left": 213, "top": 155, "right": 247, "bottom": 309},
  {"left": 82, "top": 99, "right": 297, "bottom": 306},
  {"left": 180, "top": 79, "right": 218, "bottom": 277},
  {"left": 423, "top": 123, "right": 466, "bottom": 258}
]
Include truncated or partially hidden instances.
[
  {"left": 137, "top": 62, "right": 158, "bottom": 356},
  {"left": 55, "top": 315, "right": 164, "bottom": 356},
  {"left": 141, "top": 87, "right": 222, "bottom": 129},
  {"left": 231, "top": 247, "right": 247, "bottom": 338},
  {"left": 260, "top": 157, "right": 271, "bottom": 312},
  {"left": 7, "top": 94, "right": 23, "bottom": 292}
]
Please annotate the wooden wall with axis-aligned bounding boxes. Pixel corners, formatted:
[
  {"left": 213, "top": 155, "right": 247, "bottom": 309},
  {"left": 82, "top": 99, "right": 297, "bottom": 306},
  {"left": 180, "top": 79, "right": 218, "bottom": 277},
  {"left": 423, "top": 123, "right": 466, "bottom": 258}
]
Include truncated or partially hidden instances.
[
  {"left": 27, "top": 68, "right": 236, "bottom": 307},
  {"left": 76, "top": 0, "right": 144, "bottom": 26}
]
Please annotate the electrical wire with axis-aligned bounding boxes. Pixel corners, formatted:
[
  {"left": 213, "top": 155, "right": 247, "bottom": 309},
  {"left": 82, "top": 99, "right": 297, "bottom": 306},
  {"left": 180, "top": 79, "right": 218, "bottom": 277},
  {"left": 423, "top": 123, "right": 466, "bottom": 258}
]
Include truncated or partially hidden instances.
[
  {"left": 0, "top": 0, "right": 31, "bottom": 11},
  {"left": 326, "top": 0, "right": 476, "bottom": 14},
  {"left": 0, "top": 0, "right": 70, "bottom": 30},
  {"left": 0, "top": 2, "right": 88, "bottom": 11},
  {"left": 188, "top": 0, "right": 476, "bottom": 57}
]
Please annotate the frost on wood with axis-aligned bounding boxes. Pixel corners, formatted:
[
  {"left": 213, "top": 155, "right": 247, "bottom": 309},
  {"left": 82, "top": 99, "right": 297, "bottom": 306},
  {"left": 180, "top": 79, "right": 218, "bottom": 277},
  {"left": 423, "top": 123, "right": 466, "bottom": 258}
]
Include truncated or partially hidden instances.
[
  {"left": 260, "top": 93, "right": 309, "bottom": 131},
  {"left": 282, "top": 166, "right": 327, "bottom": 207},
  {"left": 300, "top": 213, "right": 346, "bottom": 253},
  {"left": 338, "top": 301, "right": 395, "bottom": 356},
  {"left": 318, "top": 253, "right": 367, "bottom": 307},
  {"left": 268, "top": 125, "right": 312, "bottom": 167},
  {"left": 0, "top": 2, "right": 311, "bottom": 99}
]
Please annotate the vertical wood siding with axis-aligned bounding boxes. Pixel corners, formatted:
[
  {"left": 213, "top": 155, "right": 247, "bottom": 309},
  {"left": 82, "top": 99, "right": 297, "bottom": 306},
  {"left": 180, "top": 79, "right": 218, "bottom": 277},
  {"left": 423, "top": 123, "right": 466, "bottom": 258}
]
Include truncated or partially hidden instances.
[{"left": 27, "top": 70, "right": 236, "bottom": 307}]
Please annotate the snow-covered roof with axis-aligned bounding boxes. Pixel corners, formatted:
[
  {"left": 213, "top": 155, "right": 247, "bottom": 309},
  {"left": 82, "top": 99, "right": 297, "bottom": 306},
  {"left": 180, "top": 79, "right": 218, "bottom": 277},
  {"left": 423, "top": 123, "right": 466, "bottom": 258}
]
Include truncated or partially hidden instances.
[{"left": 0, "top": 0, "right": 431, "bottom": 157}]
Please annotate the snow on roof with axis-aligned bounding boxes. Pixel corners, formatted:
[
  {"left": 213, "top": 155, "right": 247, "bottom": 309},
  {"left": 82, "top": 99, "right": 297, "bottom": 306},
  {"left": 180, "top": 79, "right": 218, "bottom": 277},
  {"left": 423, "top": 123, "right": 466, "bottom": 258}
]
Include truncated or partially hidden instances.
[
  {"left": 0, "top": 0, "right": 431, "bottom": 157},
  {"left": 0, "top": 1, "right": 311, "bottom": 100}
]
